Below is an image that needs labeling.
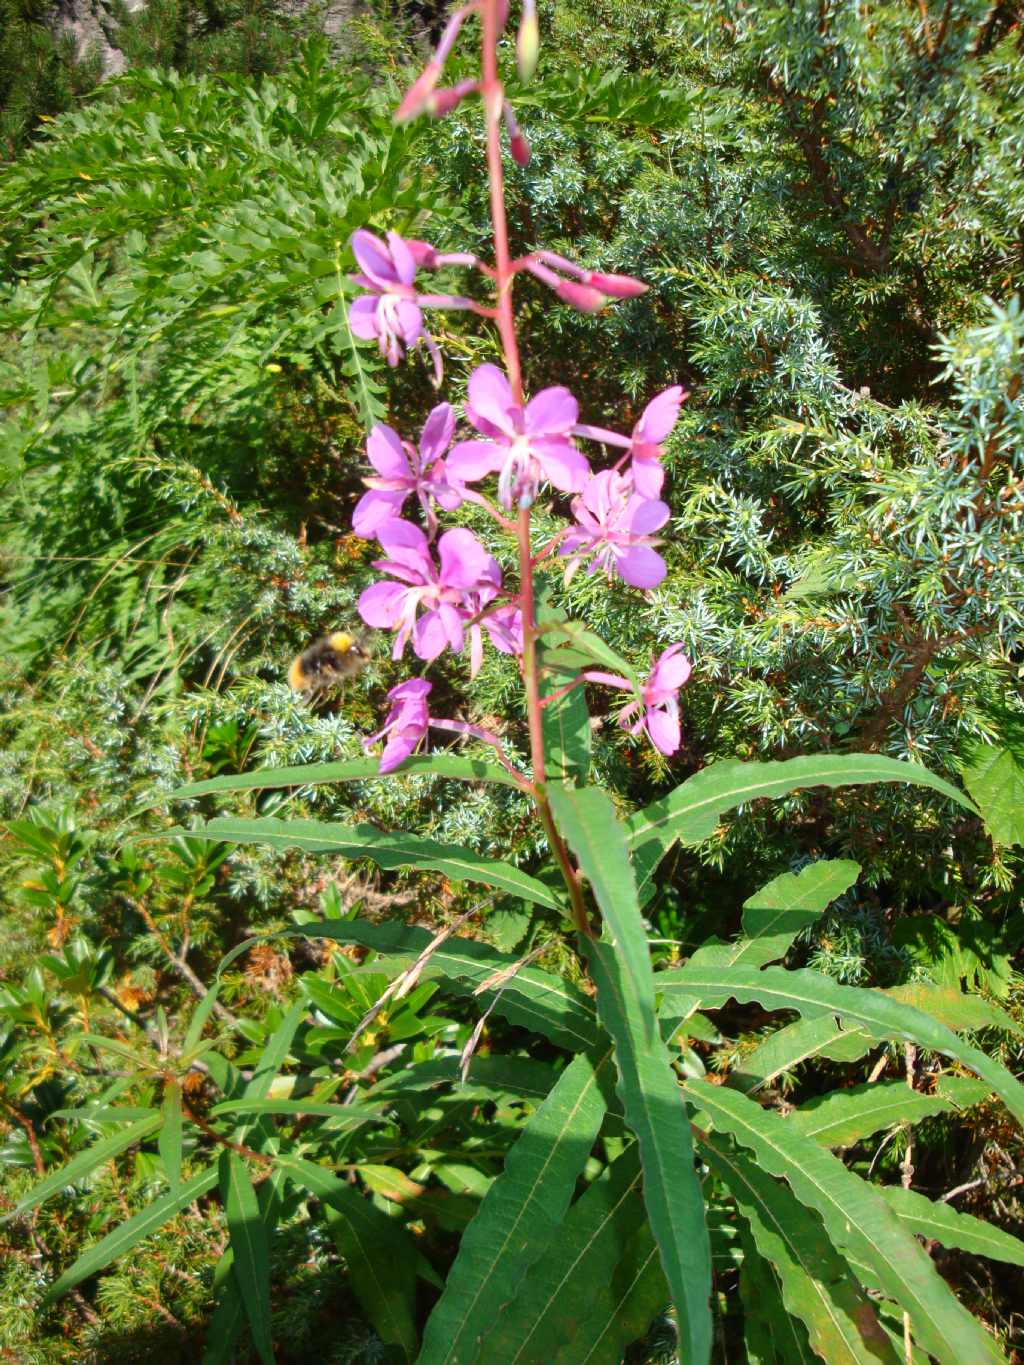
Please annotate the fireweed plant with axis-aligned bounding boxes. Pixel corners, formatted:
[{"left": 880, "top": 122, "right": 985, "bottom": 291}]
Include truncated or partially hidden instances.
[{"left": 9, "top": 5, "right": 1024, "bottom": 1364}]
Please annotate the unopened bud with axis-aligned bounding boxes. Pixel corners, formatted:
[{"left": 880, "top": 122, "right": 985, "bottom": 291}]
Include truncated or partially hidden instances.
[
  {"left": 586, "top": 271, "right": 648, "bottom": 298},
  {"left": 517, "top": 0, "right": 540, "bottom": 82},
  {"left": 556, "top": 280, "right": 606, "bottom": 312},
  {"left": 503, "top": 102, "right": 531, "bottom": 166},
  {"left": 428, "top": 78, "right": 479, "bottom": 117},
  {"left": 395, "top": 62, "right": 441, "bottom": 123}
]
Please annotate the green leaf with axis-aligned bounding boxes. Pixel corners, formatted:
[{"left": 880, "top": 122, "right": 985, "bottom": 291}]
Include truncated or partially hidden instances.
[
  {"left": 685, "top": 1079, "right": 1002, "bottom": 1364},
  {"left": 45, "top": 1165, "right": 219, "bottom": 1303},
  {"left": 627, "top": 756, "right": 977, "bottom": 901},
  {"left": 202, "top": 1249, "right": 244, "bottom": 1365},
  {"left": 210, "top": 1098, "right": 383, "bottom": 1123},
  {"left": 588, "top": 940, "right": 712, "bottom": 1365},
  {"left": 159, "top": 1081, "right": 183, "bottom": 1190},
  {"left": 737, "top": 1226, "right": 817, "bottom": 1364},
  {"left": 788, "top": 1080, "right": 950, "bottom": 1148},
  {"left": 961, "top": 744, "right": 1024, "bottom": 847},
  {"left": 277, "top": 1155, "right": 418, "bottom": 1361},
  {"left": 877, "top": 1185, "right": 1024, "bottom": 1267},
  {"left": 539, "top": 651, "right": 592, "bottom": 786},
  {"left": 165, "top": 818, "right": 558, "bottom": 910},
  {"left": 221, "top": 1151, "right": 274, "bottom": 1365},
  {"left": 370, "top": 1055, "right": 557, "bottom": 1103},
  {"left": 658, "top": 964, "right": 1024, "bottom": 1124},
  {"left": 548, "top": 782, "right": 655, "bottom": 1024},
  {"left": 305, "top": 919, "right": 599, "bottom": 1051},
  {"left": 184, "top": 979, "right": 225, "bottom": 1051},
  {"left": 731, "top": 1015, "right": 875, "bottom": 1094},
  {"left": 703, "top": 1133, "right": 896, "bottom": 1364},
  {"left": 6, "top": 1113, "right": 162, "bottom": 1221},
  {"left": 693, "top": 859, "right": 862, "bottom": 969},
  {"left": 416, "top": 1046, "right": 616, "bottom": 1365},
  {"left": 475, "top": 1145, "right": 666, "bottom": 1365},
  {"left": 154, "top": 753, "right": 522, "bottom": 806}
]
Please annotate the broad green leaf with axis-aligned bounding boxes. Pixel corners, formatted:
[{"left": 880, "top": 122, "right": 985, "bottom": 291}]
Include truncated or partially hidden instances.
[
  {"left": 159, "top": 1081, "right": 183, "bottom": 1190},
  {"left": 539, "top": 650, "right": 592, "bottom": 785},
  {"left": 702, "top": 1133, "right": 896, "bottom": 1364},
  {"left": 589, "top": 940, "right": 712, "bottom": 1365},
  {"left": 221, "top": 1151, "right": 273, "bottom": 1365},
  {"left": 370, "top": 1055, "right": 557, "bottom": 1102},
  {"left": 548, "top": 782, "right": 655, "bottom": 1024},
  {"left": 45, "top": 1165, "right": 219, "bottom": 1303},
  {"left": 279, "top": 1154, "right": 418, "bottom": 1361},
  {"left": 731, "top": 859, "right": 861, "bottom": 967},
  {"left": 877, "top": 1185, "right": 1024, "bottom": 1266},
  {"left": 475, "top": 1145, "right": 666, "bottom": 1365},
  {"left": 788, "top": 1080, "right": 949, "bottom": 1148},
  {"left": 416, "top": 1047, "right": 616, "bottom": 1365},
  {"left": 731, "top": 1015, "right": 875, "bottom": 1094},
  {"left": 627, "top": 756, "right": 976, "bottom": 901},
  {"left": 165, "top": 818, "right": 558, "bottom": 910},
  {"left": 202, "top": 1249, "right": 244, "bottom": 1365},
  {"left": 306, "top": 919, "right": 599, "bottom": 1051},
  {"left": 155, "top": 753, "right": 522, "bottom": 806},
  {"left": 686, "top": 1079, "right": 1002, "bottom": 1364},
  {"left": 737, "top": 1226, "right": 818, "bottom": 1364},
  {"left": 6, "top": 1113, "right": 162, "bottom": 1221},
  {"left": 210, "top": 1098, "right": 383, "bottom": 1122},
  {"left": 658, "top": 964, "right": 1024, "bottom": 1124},
  {"left": 961, "top": 744, "right": 1024, "bottom": 847},
  {"left": 884, "top": 981, "right": 1021, "bottom": 1035}
]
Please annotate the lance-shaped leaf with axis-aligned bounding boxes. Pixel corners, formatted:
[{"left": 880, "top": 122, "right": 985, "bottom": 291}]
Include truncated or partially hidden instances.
[
  {"left": 690, "top": 859, "right": 862, "bottom": 970},
  {"left": 221, "top": 1152, "right": 273, "bottom": 1365},
  {"left": 279, "top": 1154, "right": 418, "bottom": 1361},
  {"left": 702, "top": 1132, "right": 896, "bottom": 1364},
  {"left": 5, "top": 1112, "right": 163, "bottom": 1222},
  {"left": 547, "top": 781, "right": 655, "bottom": 1026},
  {"left": 45, "top": 1165, "right": 219, "bottom": 1303},
  {"left": 159, "top": 1081, "right": 183, "bottom": 1190},
  {"left": 878, "top": 1185, "right": 1024, "bottom": 1267},
  {"left": 416, "top": 1046, "right": 616, "bottom": 1365},
  {"left": 686, "top": 1079, "right": 1003, "bottom": 1364},
  {"left": 202, "top": 1249, "right": 244, "bottom": 1365},
  {"left": 304, "top": 919, "right": 599, "bottom": 1052},
  {"left": 788, "top": 1080, "right": 950, "bottom": 1148},
  {"left": 589, "top": 940, "right": 712, "bottom": 1365},
  {"left": 737, "top": 1225, "right": 819, "bottom": 1364},
  {"left": 474, "top": 1145, "right": 665, "bottom": 1365},
  {"left": 626, "top": 756, "right": 976, "bottom": 901},
  {"left": 658, "top": 964, "right": 1024, "bottom": 1125},
  {"left": 539, "top": 647, "right": 592, "bottom": 786},
  {"left": 154, "top": 753, "right": 522, "bottom": 806},
  {"left": 731, "top": 1014, "right": 876, "bottom": 1094},
  {"left": 161, "top": 817, "right": 558, "bottom": 910}
]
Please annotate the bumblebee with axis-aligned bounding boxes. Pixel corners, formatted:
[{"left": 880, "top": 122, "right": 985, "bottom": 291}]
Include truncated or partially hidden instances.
[{"left": 288, "top": 632, "right": 369, "bottom": 692}]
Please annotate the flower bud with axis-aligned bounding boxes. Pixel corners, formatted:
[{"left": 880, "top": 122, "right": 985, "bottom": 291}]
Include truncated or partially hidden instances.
[
  {"left": 586, "top": 270, "right": 648, "bottom": 299},
  {"left": 503, "top": 102, "right": 531, "bottom": 166},
  {"left": 428, "top": 78, "right": 479, "bottom": 118},
  {"left": 555, "top": 279, "right": 606, "bottom": 312},
  {"left": 395, "top": 63, "right": 441, "bottom": 123},
  {"left": 517, "top": 0, "right": 540, "bottom": 82}
]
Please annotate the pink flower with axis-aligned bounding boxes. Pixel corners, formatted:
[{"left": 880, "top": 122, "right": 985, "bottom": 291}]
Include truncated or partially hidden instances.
[
  {"left": 462, "top": 558, "right": 523, "bottom": 677},
  {"left": 587, "top": 644, "right": 692, "bottom": 757},
  {"left": 364, "top": 679, "right": 432, "bottom": 773},
  {"left": 358, "top": 520, "right": 495, "bottom": 662},
  {"left": 353, "top": 404, "right": 463, "bottom": 539},
  {"left": 348, "top": 229, "right": 426, "bottom": 368},
  {"left": 571, "top": 385, "right": 686, "bottom": 497},
  {"left": 446, "top": 364, "right": 590, "bottom": 510},
  {"left": 560, "top": 470, "right": 670, "bottom": 589}
]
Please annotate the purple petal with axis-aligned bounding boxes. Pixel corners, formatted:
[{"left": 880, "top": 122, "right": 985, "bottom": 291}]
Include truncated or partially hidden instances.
[
  {"left": 349, "top": 296, "right": 381, "bottom": 340},
  {"left": 386, "top": 230, "right": 417, "bottom": 286},
  {"left": 533, "top": 439, "right": 590, "bottom": 493},
  {"left": 379, "top": 731, "right": 417, "bottom": 773},
  {"left": 467, "top": 364, "right": 517, "bottom": 436},
  {"left": 394, "top": 299, "right": 423, "bottom": 345},
  {"left": 353, "top": 489, "right": 406, "bottom": 538},
  {"left": 630, "top": 457, "right": 664, "bottom": 498},
  {"left": 358, "top": 580, "right": 408, "bottom": 628},
  {"left": 367, "top": 423, "right": 409, "bottom": 479},
  {"left": 615, "top": 545, "right": 667, "bottom": 589},
  {"left": 645, "top": 707, "right": 680, "bottom": 756},
  {"left": 438, "top": 527, "right": 490, "bottom": 588},
  {"left": 351, "top": 230, "right": 397, "bottom": 288},
  {"left": 414, "top": 608, "right": 459, "bottom": 660},
  {"left": 419, "top": 403, "right": 455, "bottom": 463},
  {"left": 635, "top": 386, "right": 684, "bottom": 443},
  {"left": 626, "top": 497, "right": 670, "bottom": 535},
  {"left": 377, "top": 519, "right": 429, "bottom": 556},
  {"left": 446, "top": 438, "right": 503, "bottom": 482},
  {"left": 649, "top": 645, "right": 691, "bottom": 693},
  {"left": 524, "top": 385, "right": 578, "bottom": 435}
]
